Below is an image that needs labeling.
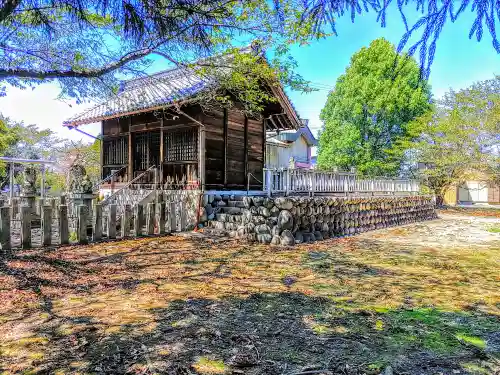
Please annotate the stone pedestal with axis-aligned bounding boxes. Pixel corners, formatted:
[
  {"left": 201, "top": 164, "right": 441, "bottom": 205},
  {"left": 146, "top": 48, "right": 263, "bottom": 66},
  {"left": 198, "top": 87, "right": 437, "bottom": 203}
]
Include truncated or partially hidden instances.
[
  {"left": 67, "top": 193, "right": 96, "bottom": 216},
  {"left": 20, "top": 194, "right": 36, "bottom": 215},
  {"left": 67, "top": 193, "right": 97, "bottom": 231}
]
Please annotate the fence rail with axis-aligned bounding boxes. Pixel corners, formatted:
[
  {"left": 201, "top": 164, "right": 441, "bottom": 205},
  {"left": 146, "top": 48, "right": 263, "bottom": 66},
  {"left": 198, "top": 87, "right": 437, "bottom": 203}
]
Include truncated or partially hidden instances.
[
  {"left": 0, "top": 199, "right": 190, "bottom": 251},
  {"left": 263, "top": 168, "right": 420, "bottom": 196}
]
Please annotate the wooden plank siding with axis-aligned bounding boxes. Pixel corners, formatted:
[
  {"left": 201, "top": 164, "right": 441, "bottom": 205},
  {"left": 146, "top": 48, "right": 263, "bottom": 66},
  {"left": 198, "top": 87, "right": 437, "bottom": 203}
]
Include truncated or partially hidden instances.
[
  {"left": 248, "top": 118, "right": 264, "bottom": 189},
  {"left": 226, "top": 109, "right": 246, "bottom": 187},
  {"left": 202, "top": 109, "right": 225, "bottom": 187}
]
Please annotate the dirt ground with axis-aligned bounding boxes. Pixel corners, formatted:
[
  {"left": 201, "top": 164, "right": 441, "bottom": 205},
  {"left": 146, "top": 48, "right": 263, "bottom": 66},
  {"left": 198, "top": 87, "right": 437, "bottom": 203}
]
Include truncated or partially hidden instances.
[{"left": 0, "top": 211, "right": 499, "bottom": 375}]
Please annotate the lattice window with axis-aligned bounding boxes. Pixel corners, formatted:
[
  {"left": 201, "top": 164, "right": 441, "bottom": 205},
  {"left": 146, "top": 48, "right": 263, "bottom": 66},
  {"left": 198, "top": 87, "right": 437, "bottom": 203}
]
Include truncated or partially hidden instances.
[
  {"left": 103, "top": 136, "right": 128, "bottom": 166},
  {"left": 164, "top": 128, "right": 198, "bottom": 162},
  {"left": 134, "top": 131, "right": 161, "bottom": 170},
  {"left": 134, "top": 132, "right": 148, "bottom": 170},
  {"left": 149, "top": 131, "right": 161, "bottom": 167}
]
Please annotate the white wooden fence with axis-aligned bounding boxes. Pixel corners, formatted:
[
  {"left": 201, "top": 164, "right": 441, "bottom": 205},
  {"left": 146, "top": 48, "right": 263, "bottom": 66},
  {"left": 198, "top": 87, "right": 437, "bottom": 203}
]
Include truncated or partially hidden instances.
[{"left": 263, "top": 168, "right": 420, "bottom": 196}]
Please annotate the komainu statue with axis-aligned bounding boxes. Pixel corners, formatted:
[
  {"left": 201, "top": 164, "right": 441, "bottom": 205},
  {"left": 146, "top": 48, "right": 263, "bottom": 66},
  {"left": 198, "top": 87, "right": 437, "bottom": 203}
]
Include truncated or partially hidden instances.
[
  {"left": 21, "top": 166, "right": 37, "bottom": 195},
  {"left": 68, "top": 163, "right": 93, "bottom": 194}
]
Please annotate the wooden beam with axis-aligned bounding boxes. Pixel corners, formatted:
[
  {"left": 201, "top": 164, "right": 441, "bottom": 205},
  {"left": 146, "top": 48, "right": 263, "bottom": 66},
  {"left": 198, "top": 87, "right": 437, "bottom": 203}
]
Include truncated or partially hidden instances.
[
  {"left": 223, "top": 108, "right": 228, "bottom": 187},
  {"left": 127, "top": 117, "right": 133, "bottom": 182},
  {"left": 275, "top": 114, "right": 287, "bottom": 129},
  {"left": 100, "top": 121, "right": 104, "bottom": 180},
  {"left": 267, "top": 116, "right": 279, "bottom": 131},
  {"left": 199, "top": 125, "right": 206, "bottom": 191},
  {"left": 244, "top": 115, "right": 249, "bottom": 189},
  {"left": 159, "top": 118, "right": 164, "bottom": 186},
  {"left": 262, "top": 118, "right": 266, "bottom": 171}
]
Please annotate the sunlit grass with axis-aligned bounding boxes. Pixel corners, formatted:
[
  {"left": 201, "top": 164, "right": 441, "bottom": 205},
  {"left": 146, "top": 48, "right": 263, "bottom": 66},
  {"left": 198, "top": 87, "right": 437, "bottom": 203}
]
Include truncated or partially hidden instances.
[
  {"left": 486, "top": 225, "right": 500, "bottom": 233},
  {"left": 0, "top": 220, "right": 498, "bottom": 373},
  {"left": 192, "top": 357, "right": 228, "bottom": 374}
]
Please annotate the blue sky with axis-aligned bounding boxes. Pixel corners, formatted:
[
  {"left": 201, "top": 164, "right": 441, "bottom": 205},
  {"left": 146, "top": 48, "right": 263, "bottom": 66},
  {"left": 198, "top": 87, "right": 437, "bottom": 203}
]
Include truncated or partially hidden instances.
[{"left": 0, "top": 7, "right": 497, "bottom": 142}]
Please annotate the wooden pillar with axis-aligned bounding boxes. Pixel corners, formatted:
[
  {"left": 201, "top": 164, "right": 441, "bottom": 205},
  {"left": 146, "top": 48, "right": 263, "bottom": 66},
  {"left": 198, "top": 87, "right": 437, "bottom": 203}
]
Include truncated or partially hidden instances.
[
  {"left": 134, "top": 204, "right": 144, "bottom": 236},
  {"left": 261, "top": 118, "right": 266, "bottom": 189},
  {"left": 128, "top": 119, "right": 133, "bottom": 182},
  {"left": 0, "top": 206, "right": 11, "bottom": 250},
  {"left": 198, "top": 126, "right": 205, "bottom": 191},
  {"left": 100, "top": 122, "right": 104, "bottom": 180},
  {"left": 77, "top": 205, "right": 88, "bottom": 244},
  {"left": 41, "top": 206, "right": 52, "bottom": 246},
  {"left": 160, "top": 118, "right": 164, "bottom": 187},
  {"left": 59, "top": 205, "right": 69, "bottom": 245},
  {"left": 93, "top": 204, "right": 103, "bottom": 241},
  {"left": 108, "top": 204, "right": 117, "bottom": 239},
  {"left": 223, "top": 108, "right": 228, "bottom": 187},
  {"left": 243, "top": 116, "right": 249, "bottom": 189},
  {"left": 21, "top": 206, "right": 31, "bottom": 249}
]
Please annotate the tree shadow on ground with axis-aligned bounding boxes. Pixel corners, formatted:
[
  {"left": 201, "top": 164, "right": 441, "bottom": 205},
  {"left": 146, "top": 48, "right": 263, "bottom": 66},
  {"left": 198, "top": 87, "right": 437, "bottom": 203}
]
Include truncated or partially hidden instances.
[
  {"left": 3, "top": 292, "right": 499, "bottom": 375},
  {"left": 0, "top": 232, "right": 499, "bottom": 375}
]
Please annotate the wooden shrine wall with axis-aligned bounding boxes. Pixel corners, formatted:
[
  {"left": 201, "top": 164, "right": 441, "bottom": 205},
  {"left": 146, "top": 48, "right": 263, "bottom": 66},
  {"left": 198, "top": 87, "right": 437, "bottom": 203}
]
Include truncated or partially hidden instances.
[
  {"left": 101, "top": 105, "right": 265, "bottom": 189},
  {"left": 201, "top": 108, "right": 264, "bottom": 190}
]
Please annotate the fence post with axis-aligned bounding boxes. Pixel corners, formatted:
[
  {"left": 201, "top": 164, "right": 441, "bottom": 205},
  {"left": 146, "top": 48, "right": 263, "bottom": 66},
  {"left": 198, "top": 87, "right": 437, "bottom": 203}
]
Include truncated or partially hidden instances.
[
  {"left": 93, "top": 204, "right": 102, "bottom": 241},
  {"left": 21, "top": 206, "right": 32, "bottom": 249},
  {"left": 265, "top": 169, "right": 272, "bottom": 197},
  {"left": 41, "top": 206, "right": 52, "bottom": 246},
  {"left": 179, "top": 202, "right": 187, "bottom": 231},
  {"left": 108, "top": 204, "right": 117, "bottom": 239},
  {"left": 121, "top": 204, "right": 131, "bottom": 238},
  {"left": 169, "top": 201, "right": 176, "bottom": 232},
  {"left": 0, "top": 206, "right": 11, "bottom": 250},
  {"left": 10, "top": 198, "right": 18, "bottom": 220},
  {"left": 59, "top": 205, "right": 69, "bottom": 245},
  {"left": 158, "top": 201, "right": 166, "bottom": 234},
  {"left": 134, "top": 204, "right": 144, "bottom": 236},
  {"left": 285, "top": 169, "right": 291, "bottom": 196},
  {"left": 146, "top": 202, "right": 155, "bottom": 235},
  {"left": 310, "top": 171, "right": 316, "bottom": 197},
  {"left": 77, "top": 205, "right": 88, "bottom": 244}
]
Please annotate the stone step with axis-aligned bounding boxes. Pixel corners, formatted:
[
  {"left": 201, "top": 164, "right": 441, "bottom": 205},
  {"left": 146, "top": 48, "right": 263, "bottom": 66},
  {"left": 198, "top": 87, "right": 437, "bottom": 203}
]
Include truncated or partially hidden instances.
[
  {"left": 227, "top": 200, "right": 246, "bottom": 208},
  {"left": 215, "top": 213, "right": 243, "bottom": 223},
  {"left": 202, "top": 228, "right": 228, "bottom": 236},
  {"left": 219, "top": 207, "right": 243, "bottom": 214}
]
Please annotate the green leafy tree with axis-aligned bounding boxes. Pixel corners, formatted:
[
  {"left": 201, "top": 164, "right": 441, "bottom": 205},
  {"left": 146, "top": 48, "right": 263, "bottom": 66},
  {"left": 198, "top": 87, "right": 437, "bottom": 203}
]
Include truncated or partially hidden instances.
[
  {"left": 317, "top": 38, "right": 432, "bottom": 176},
  {"left": 396, "top": 77, "right": 500, "bottom": 205},
  {"left": 0, "top": 117, "right": 18, "bottom": 178}
]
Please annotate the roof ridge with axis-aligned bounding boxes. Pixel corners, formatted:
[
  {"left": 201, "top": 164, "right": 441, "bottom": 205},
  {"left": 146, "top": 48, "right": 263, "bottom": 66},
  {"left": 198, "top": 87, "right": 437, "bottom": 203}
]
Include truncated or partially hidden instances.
[{"left": 121, "top": 46, "right": 254, "bottom": 92}]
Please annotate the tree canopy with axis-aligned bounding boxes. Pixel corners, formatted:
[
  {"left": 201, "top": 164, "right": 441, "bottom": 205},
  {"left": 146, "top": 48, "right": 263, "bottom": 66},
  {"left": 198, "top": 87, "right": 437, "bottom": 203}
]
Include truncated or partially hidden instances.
[
  {"left": 0, "top": 0, "right": 318, "bottom": 106},
  {"left": 0, "top": 1, "right": 497, "bottom": 103},
  {"left": 396, "top": 76, "right": 500, "bottom": 203},
  {"left": 317, "top": 38, "right": 432, "bottom": 176}
]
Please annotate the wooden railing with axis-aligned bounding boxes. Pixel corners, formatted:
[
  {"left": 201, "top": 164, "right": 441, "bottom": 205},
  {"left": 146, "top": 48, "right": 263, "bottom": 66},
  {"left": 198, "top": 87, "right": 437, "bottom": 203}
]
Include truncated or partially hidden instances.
[{"left": 262, "top": 168, "right": 420, "bottom": 196}]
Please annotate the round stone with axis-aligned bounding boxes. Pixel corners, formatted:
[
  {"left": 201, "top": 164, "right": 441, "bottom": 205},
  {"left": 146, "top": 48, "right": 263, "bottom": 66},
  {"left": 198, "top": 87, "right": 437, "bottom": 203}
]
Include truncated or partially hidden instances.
[
  {"left": 280, "top": 230, "right": 295, "bottom": 246},
  {"left": 274, "top": 197, "right": 294, "bottom": 210},
  {"left": 277, "top": 210, "right": 294, "bottom": 230},
  {"left": 271, "top": 235, "right": 281, "bottom": 245}
]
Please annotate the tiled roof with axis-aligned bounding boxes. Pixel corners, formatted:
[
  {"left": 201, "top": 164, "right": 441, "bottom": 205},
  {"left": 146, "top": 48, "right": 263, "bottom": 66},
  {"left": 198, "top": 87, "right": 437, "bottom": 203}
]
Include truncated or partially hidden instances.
[
  {"left": 64, "top": 48, "right": 302, "bottom": 129},
  {"left": 64, "top": 67, "right": 210, "bottom": 127}
]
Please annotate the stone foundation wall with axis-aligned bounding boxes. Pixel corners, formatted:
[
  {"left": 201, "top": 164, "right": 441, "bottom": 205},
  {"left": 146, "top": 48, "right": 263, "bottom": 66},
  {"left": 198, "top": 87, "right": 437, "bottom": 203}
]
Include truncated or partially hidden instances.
[{"left": 203, "top": 195, "right": 437, "bottom": 246}]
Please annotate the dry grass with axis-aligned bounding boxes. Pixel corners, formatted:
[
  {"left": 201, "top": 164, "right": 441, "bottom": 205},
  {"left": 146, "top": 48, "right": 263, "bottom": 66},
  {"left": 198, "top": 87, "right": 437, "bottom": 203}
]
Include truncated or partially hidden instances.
[{"left": 0, "top": 215, "right": 499, "bottom": 374}]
